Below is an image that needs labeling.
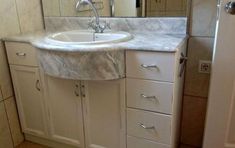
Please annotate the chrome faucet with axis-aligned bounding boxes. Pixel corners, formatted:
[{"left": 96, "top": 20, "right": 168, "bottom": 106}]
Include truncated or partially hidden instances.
[{"left": 76, "top": 0, "right": 110, "bottom": 33}]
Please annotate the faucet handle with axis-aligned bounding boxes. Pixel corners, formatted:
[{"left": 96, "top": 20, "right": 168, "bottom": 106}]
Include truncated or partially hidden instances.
[
  {"left": 87, "top": 19, "right": 95, "bottom": 29},
  {"left": 99, "top": 21, "right": 111, "bottom": 33},
  {"left": 105, "top": 21, "right": 111, "bottom": 29}
]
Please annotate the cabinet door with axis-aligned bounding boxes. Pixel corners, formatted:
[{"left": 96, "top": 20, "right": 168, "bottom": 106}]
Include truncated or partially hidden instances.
[
  {"left": 10, "top": 65, "right": 47, "bottom": 137},
  {"left": 43, "top": 75, "right": 85, "bottom": 147},
  {"left": 83, "top": 80, "right": 126, "bottom": 148}
]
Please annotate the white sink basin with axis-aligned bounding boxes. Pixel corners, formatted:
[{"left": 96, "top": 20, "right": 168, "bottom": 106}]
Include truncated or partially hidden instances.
[{"left": 45, "top": 30, "right": 133, "bottom": 45}]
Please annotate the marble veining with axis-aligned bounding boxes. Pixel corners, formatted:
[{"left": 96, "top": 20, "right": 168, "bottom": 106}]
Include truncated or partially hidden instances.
[
  {"left": 37, "top": 49, "right": 125, "bottom": 80},
  {"left": 31, "top": 32, "right": 186, "bottom": 53},
  {"left": 44, "top": 17, "right": 187, "bottom": 34},
  {"left": 3, "top": 17, "right": 187, "bottom": 80}
]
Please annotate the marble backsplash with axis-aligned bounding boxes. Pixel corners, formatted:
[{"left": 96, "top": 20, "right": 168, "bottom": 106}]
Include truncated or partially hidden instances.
[{"left": 44, "top": 17, "right": 187, "bottom": 34}]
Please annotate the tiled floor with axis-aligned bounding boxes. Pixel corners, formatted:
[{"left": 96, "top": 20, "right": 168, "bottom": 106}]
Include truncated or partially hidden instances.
[
  {"left": 16, "top": 141, "right": 49, "bottom": 148},
  {"left": 16, "top": 141, "right": 198, "bottom": 148}
]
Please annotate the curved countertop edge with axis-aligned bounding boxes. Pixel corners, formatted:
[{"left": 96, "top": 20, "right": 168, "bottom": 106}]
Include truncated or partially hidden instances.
[{"left": 2, "top": 30, "right": 188, "bottom": 53}]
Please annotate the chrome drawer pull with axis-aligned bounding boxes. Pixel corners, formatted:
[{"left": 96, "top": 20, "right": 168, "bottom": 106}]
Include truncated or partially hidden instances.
[
  {"left": 16, "top": 52, "right": 26, "bottom": 56},
  {"left": 138, "top": 123, "right": 155, "bottom": 130},
  {"left": 141, "top": 94, "right": 156, "bottom": 99},
  {"left": 141, "top": 64, "right": 158, "bottom": 69}
]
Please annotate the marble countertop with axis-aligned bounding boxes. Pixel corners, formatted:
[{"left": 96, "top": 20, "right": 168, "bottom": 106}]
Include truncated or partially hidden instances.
[{"left": 3, "top": 30, "right": 187, "bottom": 53}]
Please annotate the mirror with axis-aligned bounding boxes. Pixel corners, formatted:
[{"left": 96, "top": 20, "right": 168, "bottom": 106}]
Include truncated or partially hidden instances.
[{"left": 42, "top": 0, "right": 188, "bottom": 17}]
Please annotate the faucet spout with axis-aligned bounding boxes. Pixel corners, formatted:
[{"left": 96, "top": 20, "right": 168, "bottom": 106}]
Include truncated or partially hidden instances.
[{"left": 76, "top": 0, "right": 100, "bottom": 29}]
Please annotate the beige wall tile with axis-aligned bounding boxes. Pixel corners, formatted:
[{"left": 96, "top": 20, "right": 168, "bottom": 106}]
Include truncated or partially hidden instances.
[
  {"left": 42, "top": 0, "right": 60, "bottom": 17},
  {"left": 0, "top": 102, "right": 14, "bottom": 148},
  {"left": 4, "top": 97, "right": 24, "bottom": 147},
  {"left": 0, "top": 42, "right": 13, "bottom": 99},
  {"left": 181, "top": 95, "right": 207, "bottom": 147},
  {"left": 0, "top": 0, "right": 21, "bottom": 37},
  {"left": 15, "top": 0, "right": 44, "bottom": 33},
  {"left": 190, "top": 0, "right": 217, "bottom": 37},
  {"left": 184, "top": 37, "right": 214, "bottom": 98},
  {"left": 60, "top": 0, "right": 92, "bottom": 16}
]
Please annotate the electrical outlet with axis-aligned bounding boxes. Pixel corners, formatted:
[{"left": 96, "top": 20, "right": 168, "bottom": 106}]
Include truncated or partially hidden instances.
[{"left": 199, "top": 60, "right": 212, "bottom": 74}]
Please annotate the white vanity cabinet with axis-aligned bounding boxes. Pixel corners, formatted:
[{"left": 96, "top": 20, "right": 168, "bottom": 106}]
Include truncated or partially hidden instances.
[
  {"left": 126, "top": 49, "right": 186, "bottom": 148},
  {"left": 5, "top": 41, "right": 126, "bottom": 148},
  {"left": 6, "top": 42, "right": 48, "bottom": 137},
  {"left": 5, "top": 41, "right": 185, "bottom": 148},
  {"left": 83, "top": 80, "right": 126, "bottom": 148},
  {"left": 42, "top": 75, "right": 85, "bottom": 147}
]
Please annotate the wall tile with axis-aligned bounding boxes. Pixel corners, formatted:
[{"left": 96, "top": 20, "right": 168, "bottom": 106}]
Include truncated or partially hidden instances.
[
  {"left": 60, "top": 0, "right": 92, "bottom": 17},
  {"left": 184, "top": 37, "right": 214, "bottom": 98},
  {"left": 0, "top": 0, "right": 21, "bottom": 38},
  {"left": 42, "top": 0, "right": 60, "bottom": 17},
  {"left": 4, "top": 97, "right": 24, "bottom": 147},
  {"left": 181, "top": 95, "right": 207, "bottom": 147},
  {"left": 190, "top": 0, "right": 217, "bottom": 37},
  {"left": 0, "top": 102, "right": 14, "bottom": 148},
  {"left": 15, "top": 0, "right": 44, "bottom": 33},
  {"left": 0, "top": 42, "right": 13, "bottom": 99}
]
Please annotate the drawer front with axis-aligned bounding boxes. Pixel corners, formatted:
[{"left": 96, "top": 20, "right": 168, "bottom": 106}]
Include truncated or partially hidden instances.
[
  {"left": 127, "top": 136, "right": 170, "bottom": 148},
  {"left": 126, "top": 51, "right": 175, "bottom": 82},
  {"left": 5, "top": 42, "right": 38, "bottom": 66},
  {"left": 127, "top": 108, "right": 171, "bottom": 144},
  {"left": 127, "top": 78, "right": 173, "bottom": 114}
]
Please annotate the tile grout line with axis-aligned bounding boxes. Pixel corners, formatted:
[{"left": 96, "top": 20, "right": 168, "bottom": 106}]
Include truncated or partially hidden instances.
[{"left": 183, "top": 94, "right": 208, "bottom": 100}]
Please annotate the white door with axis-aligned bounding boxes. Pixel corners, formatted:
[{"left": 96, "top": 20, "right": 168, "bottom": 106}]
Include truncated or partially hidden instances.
[
  {"left": 203, "top": 0, "right": 235, "bottom": 148},
  {"left": 82, "top": 80, "right": 126, "bottom": 148},
  {"left": 10, "top": 65, "right": 47, "bottom": 137},
  {"left": 42, "top": 75, "right": 85, "bottom": 147}
]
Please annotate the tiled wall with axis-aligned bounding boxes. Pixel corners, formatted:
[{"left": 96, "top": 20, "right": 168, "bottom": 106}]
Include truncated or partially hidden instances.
[
  {"left": 180, "top": 0, "right": 217, "bottom": 147},
  {"left": 0, "top": 0, "right": 44, "bottom": 147},
  {"left": 42, "top": 0, "right": 111, "bottom": 17}
]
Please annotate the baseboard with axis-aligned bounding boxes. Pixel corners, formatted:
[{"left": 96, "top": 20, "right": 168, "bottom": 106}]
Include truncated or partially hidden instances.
[{"left": 25, "top": 134, "right": 78, "bottom": 148}]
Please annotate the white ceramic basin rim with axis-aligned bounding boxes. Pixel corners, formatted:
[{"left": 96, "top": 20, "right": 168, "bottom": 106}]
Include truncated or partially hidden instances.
[{"left": 45, "top": 30, "right": 133, "bottom": 45}]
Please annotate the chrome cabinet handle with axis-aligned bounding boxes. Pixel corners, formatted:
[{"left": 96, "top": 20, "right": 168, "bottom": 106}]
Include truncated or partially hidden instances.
[
  {"left": 74, "top": 83, "right": 80, "bottom": 97},
  {"left": 74, "top": 91, "right": 80, "bottom": 97},
  {"left": 138, "top": 123, "right": 155, "bottom": 130},
  {"left": 16, "top": 52, "right": 26, "bottom": 56},
  {"left": 141, "top": 94, "right": 158, "bottom": 101},
  {"left": 35, "top": 80, "right": 41, "bottom": 91},
  {"left": 141, "top": 64, "right": 158, "bottom": 69}
]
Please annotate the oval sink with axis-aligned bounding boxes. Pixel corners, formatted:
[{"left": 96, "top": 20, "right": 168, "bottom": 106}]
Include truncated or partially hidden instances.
[{"left": 45, "top": 30, "right": 133, "bottom": 45}]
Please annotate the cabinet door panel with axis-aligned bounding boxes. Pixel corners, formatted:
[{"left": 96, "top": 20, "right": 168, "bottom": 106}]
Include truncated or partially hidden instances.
[
  {"left": 83, "top": 80, "right": 126, "bottom": 148},
  {"left": 43, "top": 76, "right": 84, "bottom": 147},
  {"left": 10, "top": 66, "right": 47, "bottom": 137}
]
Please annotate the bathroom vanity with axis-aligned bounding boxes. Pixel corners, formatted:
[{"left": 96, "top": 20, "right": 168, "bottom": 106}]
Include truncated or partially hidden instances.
[{"left": 4, "top": 17, "right": 187, "bottom": 148}]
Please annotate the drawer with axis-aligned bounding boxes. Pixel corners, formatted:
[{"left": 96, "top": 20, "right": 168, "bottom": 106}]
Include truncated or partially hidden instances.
[
  {"left": 127, "top": 108, "right": 171, "bottom": 144},
  {"left": 5, "top": 42, "right": 38, "bottom": 66},
  {"left": 126, "top": 51, "right": 175, "bottom": 82},
  {"left": 127, "top": 78, "right": 173, "bottom": 114},
  {"left": 127, "top": 136, "right": 170, "bottom": 148}
]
